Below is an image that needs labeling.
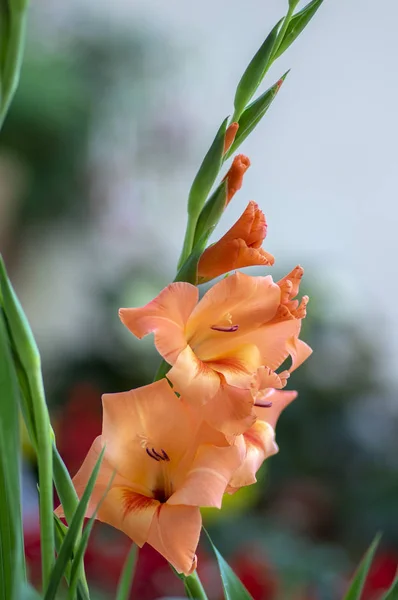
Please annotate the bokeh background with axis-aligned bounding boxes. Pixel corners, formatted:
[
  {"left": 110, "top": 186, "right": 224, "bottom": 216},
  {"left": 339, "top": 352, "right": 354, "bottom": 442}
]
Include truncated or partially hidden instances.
[{"left": 1, "top": 0, "right": 398, "bottom": 598}]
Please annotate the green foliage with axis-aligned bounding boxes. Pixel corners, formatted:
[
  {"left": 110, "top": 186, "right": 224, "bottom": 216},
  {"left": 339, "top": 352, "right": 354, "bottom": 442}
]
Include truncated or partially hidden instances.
[
  {"left": 178, "top": 118, "right": 228, "bottom": 268},
  {"left": 273, "top": 0, "right": 325, "bottom": 60},
  {"left": 226, "top": 72, "right": 289, "bottom": 159},
  {"left": 0, "top": 0, "right": 28, "bottom": 128},
  {"left": 342, "top": 534, "right": 381, "bottom": 600},
  {"left": 115, "top": 545, "right": 138, "bottom": 600},
  {"left": 233, "top": 21, "right": 281, "bottom": 120},
  {"left": 16, "top": 583, "right": 42, "bottom": 600},
  {"left": 0, "top": 309, "right": 25, "bottom": 600},
  {"left": 44, "top": 447, "right": 105, "bottom": 600},
  {"left": 0, "top": 256, "right": 55, "bottom": 586},
  {"left": 380, "top": 573, "right": 398, "bottom": 599},
  {"left": 205, "top": 529, "right": 254, "bottom": 600},
  {"left": 187, "top": 117, "right": 229, "bottom": 221},
  {"left": 193, "top": 181, "right": 228, "bottom": 249}
]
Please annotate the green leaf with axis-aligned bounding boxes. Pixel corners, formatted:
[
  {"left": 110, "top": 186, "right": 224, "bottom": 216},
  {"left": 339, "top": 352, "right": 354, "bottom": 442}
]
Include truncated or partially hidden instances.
[
  {"left": 16, "top": 583, "right": 42, "bottom": 600},
  {"left": 0, "top": 3, "right": 28, "bottom": 129},
  {"left": 44, "top": 446, "right": 106, "bottom": 600},
  {"left": 233, "top": 20, "right": 281, "bottom": 119},
  {"left": 193, "top": 180, "right": 228, "bottom": 249},
  {"left": 187, "top": 117, "right": 228, "bottom": 220},
  {"left": 116, "top": 545, "right": 138, "bottom": 600},
  {"left": 226, "top": 72, "right": 289, "bottom": 158},
  {"left": 0, "top": 256, "right": 55, "bottom": 587},
  {"left": 273, "top": 0, "right": 325, "bottom": 60},
  {"left": 175, "top": 224, "right": 216, "bottom": 285},
  {"left": 204, "top": 529, "right": 253, "bottom": 600},
  {"left": 0, "top": 309, "right": 25, "bottom": 600},
  {"left": 52, "top": 445, "right": 79, "bottom": 525},
  {"left": 67, "top": 471, "right": 115, "bottom": 600},
  {"left": 380, "top": 571, "right": 398, "bottom": 600},
  {"left": 0, "top": 257, "right": 40, "bottom": 375},
  {"left": 343, "top": 534, "right": 381, "bottom": 600}
]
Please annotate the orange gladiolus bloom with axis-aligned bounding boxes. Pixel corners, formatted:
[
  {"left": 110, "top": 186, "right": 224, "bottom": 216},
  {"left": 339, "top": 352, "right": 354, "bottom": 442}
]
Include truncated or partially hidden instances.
[
  {"left": 197, "top": 201, "right": 275, "bottom": 283},
  {"left": 56, "top": 379, "right": 243, "bottom": 575},
  {"left": 119, "top": 268, "right": 311, "bottom": 437},
  {"left": 229, "top": 387, "right": 297, "bottom": 492}
]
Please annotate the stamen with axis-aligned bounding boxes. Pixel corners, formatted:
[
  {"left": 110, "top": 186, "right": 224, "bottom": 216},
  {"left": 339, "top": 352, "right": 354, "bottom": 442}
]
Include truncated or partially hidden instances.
[
  {"left": 152, "top": 448, "right": 165, "bottom": 461},
  {"left": 254, "top": 399, "right": 273, "bottom": 408},
  {"left": 146, "top": 448, "right": 160, "bottom": 461},
  {"left": 146, "top": 447, "right": 170, "bottom": 462},
  {"left": 211, "top": 324, "right": 239, "bottom": 332}
]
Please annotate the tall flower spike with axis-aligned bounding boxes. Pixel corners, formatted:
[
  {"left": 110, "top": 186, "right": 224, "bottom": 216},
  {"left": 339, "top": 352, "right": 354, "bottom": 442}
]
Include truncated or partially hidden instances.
[
  {"left": 55, "top": 379, "right": 243, "bottom": 575},
  {"left": 119, "top": 270, "right": 311, "bottom": 437},
  {"left": 197, "top": 201, "right": 275, "bottom": 283}
]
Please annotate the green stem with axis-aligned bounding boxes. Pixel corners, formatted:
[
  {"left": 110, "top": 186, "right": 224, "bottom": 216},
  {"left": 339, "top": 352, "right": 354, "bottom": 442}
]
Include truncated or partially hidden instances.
[
  {"left": 177, "top": 215, "right": 197, "bottom": 270},
  {"left": 0, "top": 6, "right": 28, "bottom": 129},
  {"left": 269, "top": 3, "right": 295, "bottom": 63},
  {"left": 28, "top": 369, "right": 55, "bottom": 590},
  {"left": 184, "top": 571, "right": 208, "bottom": 600}
]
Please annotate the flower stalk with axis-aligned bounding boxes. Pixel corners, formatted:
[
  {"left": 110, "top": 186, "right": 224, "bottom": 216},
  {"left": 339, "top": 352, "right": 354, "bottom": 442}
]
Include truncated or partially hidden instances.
[{"left": 184, "top": 571, "right": 209, "bottom": 600}]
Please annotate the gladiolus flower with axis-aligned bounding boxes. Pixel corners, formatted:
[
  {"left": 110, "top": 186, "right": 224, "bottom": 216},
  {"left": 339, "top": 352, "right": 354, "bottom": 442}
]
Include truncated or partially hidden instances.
[
  {"left": 119, "top": 269, "right": 311, "bottom": 437},
  {"left": 197, "top": 201, "right": 275, "bottom": 283},
  {"left": 224, "top": 154, "right": 251, "bottom": 205},
  {"left": 56, "top": 379, "right": 243, "bottom": 575}
]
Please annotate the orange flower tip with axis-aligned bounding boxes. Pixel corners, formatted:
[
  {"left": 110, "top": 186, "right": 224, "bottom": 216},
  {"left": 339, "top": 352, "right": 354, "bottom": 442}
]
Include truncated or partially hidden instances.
[
  {"left": 224, "top": 154, "right": 251, "bottom": 205},
  {"left": 276, "top": 78, "right": 284, "bottom": 90},
  {"left": 210, "top": 324, "right": 239, "bottom": 333},
  {"left": 224, "top": 122, "right": 239, "bottom": 153}
]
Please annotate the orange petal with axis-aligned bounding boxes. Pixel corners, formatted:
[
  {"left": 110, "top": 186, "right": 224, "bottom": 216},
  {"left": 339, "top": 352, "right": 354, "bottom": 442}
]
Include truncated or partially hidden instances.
[
  {"left": 169, "top": 442, "right": 243, "bottom": 508},
  {"left": 197, "top": 202, "right": 274, "bottom": 283},
  {"left": 224, "top": 122, "right": 239, "bottom": 153},
  {"left": 223, "top": 154, "right": 251, "bottom": 205},
  {"left": 167, "top": 345, "right": 221, "bottom": 404},
  {"left": 202, "top": 384, "right": 256, "bottom": 437},
  {"left": 55, "top": 437, "right": 158, "bottom": 547},
  {"left": 102, "top": 380, "right": 197, "bottom": 488},
  {"left": 207, "top": 343, "right": 262, "bottom": 388},
  {"left": 229, "top": 421, "right": 278, "bottom": 490},
  {"left": 287, "top": 336, "right": 313, "bottom": 373},
  {"left": 198, "top": 240, "right": 274, "bottom": 283},
  {"left": 254, "top": 389, "right": 297, "bottom": 428},
  {"left": 101, "top": 486, "right": 159, "bottom": 547},
  {"left": 277, "top": 265, "right": 304, "bottom": 301},
  {"left": 239, "top": 317, "right": 302, "bottom": 372},
  {"left": 187, "top": 272, "right": 280, "bottom": 356},
  {"left": 252, "top": 366, "right": 287, "bottom": 399},
  {"left": 147, "top": 504, "right": 202, "bottom": 575},
  {"left": 119, "top": 282, "right": 198, "bottom": 364}
]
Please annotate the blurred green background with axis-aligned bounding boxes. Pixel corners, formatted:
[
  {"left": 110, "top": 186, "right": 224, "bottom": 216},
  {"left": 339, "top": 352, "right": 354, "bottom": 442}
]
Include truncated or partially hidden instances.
[{"left": 1, "top": 2, "right": 398, "bottom": 599}]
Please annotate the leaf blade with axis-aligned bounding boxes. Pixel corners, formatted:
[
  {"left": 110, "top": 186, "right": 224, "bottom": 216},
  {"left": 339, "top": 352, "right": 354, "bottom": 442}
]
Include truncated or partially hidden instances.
[
  {"left": 204, "top": 529, "right": 253, "bottom": 600},
  {"left": 43, "top": 446, "right": 106, "bottom": 600},
  {"left": 115, "top": 545, "right": 138, "bottom": 600},
  {"left": 226, "top": 72, "right": 288, "bottom": 158},
  {"left": 343, "top": 534, "right": 381, "bottom": 600},
  {"left": 273, "top": 0, "right": 325, "bottom": 60},
  {"left": 233, "top": 20, "right": 281, "bottom": 119}
]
